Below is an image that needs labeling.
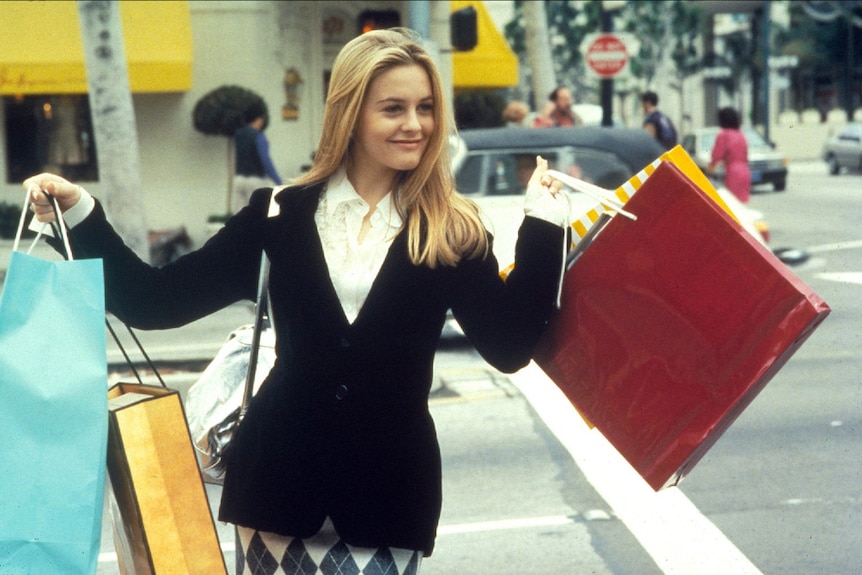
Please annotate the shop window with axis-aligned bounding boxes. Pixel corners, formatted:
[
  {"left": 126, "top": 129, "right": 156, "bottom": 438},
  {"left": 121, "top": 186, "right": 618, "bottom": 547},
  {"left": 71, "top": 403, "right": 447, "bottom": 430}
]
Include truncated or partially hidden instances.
[{"left": 5, "top": 95, "right": 98, "bottom": 184}]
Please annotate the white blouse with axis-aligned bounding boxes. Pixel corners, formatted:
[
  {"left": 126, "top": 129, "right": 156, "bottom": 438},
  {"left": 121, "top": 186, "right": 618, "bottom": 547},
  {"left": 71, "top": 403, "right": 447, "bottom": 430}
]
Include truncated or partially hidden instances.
[{"left": 313, "top": 169, "right": 403, "bottom": 324}]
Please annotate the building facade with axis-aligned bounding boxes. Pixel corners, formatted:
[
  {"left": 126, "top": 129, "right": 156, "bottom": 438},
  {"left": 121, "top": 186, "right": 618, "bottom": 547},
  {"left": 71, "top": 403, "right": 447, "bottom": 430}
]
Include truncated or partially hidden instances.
[{"left": 1, "top": 0, "right": 515, "bottom": 246}]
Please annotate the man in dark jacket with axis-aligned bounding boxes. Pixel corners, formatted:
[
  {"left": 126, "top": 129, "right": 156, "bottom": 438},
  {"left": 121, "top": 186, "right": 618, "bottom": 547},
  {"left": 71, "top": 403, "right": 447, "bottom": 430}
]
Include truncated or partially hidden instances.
[
  {"left": 640, "top": 91, "right": 677, "bottom": 150},
  {"left": 233, "top": 102, "right": 282, "bottom": 213}
]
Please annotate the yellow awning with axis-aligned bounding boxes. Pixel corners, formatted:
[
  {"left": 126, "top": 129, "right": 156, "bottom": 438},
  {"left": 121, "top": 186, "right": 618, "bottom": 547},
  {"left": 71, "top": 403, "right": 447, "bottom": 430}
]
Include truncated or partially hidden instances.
[
  {"left": 0, "top": 1, "right": 192, "bottom": 95},
  {"left": 451, "top": 1, "right": 518, "bottom": 89}
]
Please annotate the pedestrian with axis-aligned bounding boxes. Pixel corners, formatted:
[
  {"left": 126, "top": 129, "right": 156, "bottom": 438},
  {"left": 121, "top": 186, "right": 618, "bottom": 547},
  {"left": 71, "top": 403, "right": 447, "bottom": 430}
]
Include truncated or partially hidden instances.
[
  {"left": 502, "top": 100, "right": 529, "bottom": 126},
  {"left": 532, "top": 86, "right": 582, "bottom": 127},
  {"left": 708, "top": 106, "right": 751, "bottom": 203},
  {"left": 25, "top": 27, "right": 569, "bottom": 575},
  {"left": 233, "top": 100, "right": 282, "bottom": 213},
  {"left": 640, "top": 90, "right": 678, "bottom": 150}
]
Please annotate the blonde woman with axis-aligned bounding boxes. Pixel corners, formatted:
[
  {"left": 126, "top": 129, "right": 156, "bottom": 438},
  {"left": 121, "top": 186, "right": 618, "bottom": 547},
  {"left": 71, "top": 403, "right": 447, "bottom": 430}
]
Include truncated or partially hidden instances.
[{"left": 26, "top": 28, "right": 569, "bottom": 575}]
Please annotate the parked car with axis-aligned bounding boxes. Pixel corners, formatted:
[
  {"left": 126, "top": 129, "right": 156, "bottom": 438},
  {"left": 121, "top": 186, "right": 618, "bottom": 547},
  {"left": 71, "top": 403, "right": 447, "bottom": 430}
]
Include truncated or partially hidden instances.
[
  {"left": 451, "top": 126, "right": 769, "bottom": 271},
  {"left": 822, "top": 122, "right": 862, "bottom": 174},
  {"left": 681, "top": 127, "right": 788, "bottom": 191}
]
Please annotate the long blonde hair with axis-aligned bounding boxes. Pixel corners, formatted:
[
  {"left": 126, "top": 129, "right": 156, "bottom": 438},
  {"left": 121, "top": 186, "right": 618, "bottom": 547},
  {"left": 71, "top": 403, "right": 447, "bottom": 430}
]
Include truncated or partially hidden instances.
[{"left": 293, "top": 28, "right": 488, "bottom": 268}]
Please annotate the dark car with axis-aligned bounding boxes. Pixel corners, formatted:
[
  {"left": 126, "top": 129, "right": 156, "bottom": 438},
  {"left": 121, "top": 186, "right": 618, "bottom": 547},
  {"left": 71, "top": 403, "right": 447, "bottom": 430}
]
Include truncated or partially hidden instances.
[
  {"left": 451, "top": 126, "right": 665, "bottom": 270},
  {"left": 822, "top": 122, "right": 862, "bottom": 174},
  {"left": 453, "top": 125, "right": 665, "bottom": 195}
]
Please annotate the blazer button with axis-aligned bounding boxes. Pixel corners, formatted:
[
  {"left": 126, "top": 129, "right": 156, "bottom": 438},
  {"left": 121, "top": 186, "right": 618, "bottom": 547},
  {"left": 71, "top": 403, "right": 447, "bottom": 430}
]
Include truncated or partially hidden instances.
[
  {"left": 335, "top": 384, "right": 349, "bottom": 400},
  {"left": 340, "top": 337, "right": 351, "bottom": 348}
]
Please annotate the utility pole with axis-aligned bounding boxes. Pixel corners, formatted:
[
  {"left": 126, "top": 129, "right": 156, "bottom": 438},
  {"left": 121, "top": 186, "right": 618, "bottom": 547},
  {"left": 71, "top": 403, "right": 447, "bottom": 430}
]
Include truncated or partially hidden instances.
[{"left": 600, "top": 1, "right": 625, "bottom": 127}]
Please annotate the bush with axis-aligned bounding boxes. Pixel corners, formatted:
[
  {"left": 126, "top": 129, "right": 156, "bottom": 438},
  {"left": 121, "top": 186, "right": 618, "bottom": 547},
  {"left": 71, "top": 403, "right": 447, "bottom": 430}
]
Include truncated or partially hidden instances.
[{"left": 192, "top": 85, "right": 268, "bottom": 137}]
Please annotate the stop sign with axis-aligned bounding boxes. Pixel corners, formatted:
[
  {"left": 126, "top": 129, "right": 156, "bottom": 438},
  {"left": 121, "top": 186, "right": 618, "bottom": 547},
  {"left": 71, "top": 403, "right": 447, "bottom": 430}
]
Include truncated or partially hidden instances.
[{"left": 585, "top": 34, "right": 629, "bottom": 78}]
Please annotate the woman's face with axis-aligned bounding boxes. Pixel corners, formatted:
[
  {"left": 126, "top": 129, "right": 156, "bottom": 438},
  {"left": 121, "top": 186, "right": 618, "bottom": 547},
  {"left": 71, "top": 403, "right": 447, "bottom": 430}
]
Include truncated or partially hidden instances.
[{"left": 352, "top": 63, "right": 435, "bottom": 182}]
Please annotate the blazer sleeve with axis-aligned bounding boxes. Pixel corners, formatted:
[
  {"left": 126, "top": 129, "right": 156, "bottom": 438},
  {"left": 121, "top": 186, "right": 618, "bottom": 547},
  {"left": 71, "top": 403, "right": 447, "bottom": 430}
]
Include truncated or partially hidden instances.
[
  {"left": 448, "top": 215, "right": 564, "bottom": 373},
  {"left": 63, "top": 189, "right": 270, "bottom": 329}
]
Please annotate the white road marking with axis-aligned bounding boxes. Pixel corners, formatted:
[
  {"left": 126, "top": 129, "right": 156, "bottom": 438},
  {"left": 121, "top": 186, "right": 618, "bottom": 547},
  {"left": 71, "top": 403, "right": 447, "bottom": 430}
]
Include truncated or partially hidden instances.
[
  {"left": 805, "top": 239, "right": 862, "bottom": 253},
  {"left": 437, "top": 515, "right": 574, "bottom": 535},
  {"left": 510, "top": 362, "right": 763, "bottom": 575},
  {"left": 816, "top": 272, "right": 862, "bottom": 285}
]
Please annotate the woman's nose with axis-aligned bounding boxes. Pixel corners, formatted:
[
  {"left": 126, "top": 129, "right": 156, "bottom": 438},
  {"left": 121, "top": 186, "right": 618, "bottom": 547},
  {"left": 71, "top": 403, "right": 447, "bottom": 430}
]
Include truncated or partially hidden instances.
[{"left": 402, "top": 109, "right": 421, "bottom": 131}]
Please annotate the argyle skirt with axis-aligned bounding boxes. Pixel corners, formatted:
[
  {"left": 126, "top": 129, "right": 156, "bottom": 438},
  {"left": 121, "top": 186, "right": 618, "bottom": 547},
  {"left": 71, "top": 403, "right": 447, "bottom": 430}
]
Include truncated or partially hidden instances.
[{"left": 236, "top": 519, "right": 423, "bottom": 575}]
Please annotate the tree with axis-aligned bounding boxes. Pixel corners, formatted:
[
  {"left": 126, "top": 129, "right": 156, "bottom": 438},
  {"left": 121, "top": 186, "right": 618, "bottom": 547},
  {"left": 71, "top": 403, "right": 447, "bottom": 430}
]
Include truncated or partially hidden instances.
[
  {"left": 505, "top": 0, "right": 601, "bottom": 106},
  {"left": 619, "top": 1, "right": 706, "bottom": 126},
  {"left": 192, "top": 85, "right": 267, "bottom": 218},
  {"left": 777, "top": 1, "right": 862, "bottom": 116},
  {"left": 77, "top": 0, "right": 148, "bottom": 260},
  {"left": 523, "top": 0, "right": 556, "bottom": 110},
  {"left": 505, "top": 0, "right": 705, "bottom": 117}
]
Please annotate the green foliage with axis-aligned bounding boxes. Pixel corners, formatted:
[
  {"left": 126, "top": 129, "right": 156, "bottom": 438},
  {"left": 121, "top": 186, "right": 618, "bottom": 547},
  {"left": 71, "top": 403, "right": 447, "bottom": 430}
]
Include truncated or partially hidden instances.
[
  {"left": 504, "top": 0, "right": 602, "bottom": 99},
  {"left": 192, "top": 85, "right": 267, "bottom": 137},
  {"left": 717, "top": 29, "right": 754, "bottom": 98},
  {"left": 503, "top": 1, "right": 705, "bottom": 101},
  {"left": 779, "top": 3, "right": 862, "bottom": 75},
  {"left": 619, "top": 0, "right": 706, "bottom": 85},
  {"left": 454, "top": 91, "right": 507, "bottom": 129}
]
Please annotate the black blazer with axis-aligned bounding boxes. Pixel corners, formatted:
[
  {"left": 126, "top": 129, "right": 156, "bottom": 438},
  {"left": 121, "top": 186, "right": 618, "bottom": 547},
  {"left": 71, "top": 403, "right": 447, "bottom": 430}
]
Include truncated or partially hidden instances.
[{"left": 68, "top": 183, "right": 564, "bottom": 555}]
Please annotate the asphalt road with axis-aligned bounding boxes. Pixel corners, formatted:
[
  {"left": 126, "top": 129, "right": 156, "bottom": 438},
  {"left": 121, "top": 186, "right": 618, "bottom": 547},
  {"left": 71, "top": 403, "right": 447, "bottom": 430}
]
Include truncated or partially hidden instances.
[{"left": 675, "top": 161, "right": 862, "bottom": 575}]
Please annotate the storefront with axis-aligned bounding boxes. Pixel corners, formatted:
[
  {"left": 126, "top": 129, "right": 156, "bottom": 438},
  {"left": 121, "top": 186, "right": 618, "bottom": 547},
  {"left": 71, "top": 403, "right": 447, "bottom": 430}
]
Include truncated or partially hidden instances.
[{"left": 0, "top": 1, "right": 515, "bottom": 246}]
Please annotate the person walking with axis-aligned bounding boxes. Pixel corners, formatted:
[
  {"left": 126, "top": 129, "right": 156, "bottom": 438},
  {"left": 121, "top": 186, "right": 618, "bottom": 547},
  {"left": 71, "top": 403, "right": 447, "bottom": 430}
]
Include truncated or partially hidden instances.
[
  {"left": 25, "top": 28, "right": 569, "bottom": 575},
  {"left": 708, "top": 107, "right": 751, "bottom": 203},
  {"left": 532, "top": 86, "right": 582, "bottom": 127},
  {"left": 640, "top": 90, "right": 678, "bottom": 150},
  {"left": 233, "top": 101, "right": 282, "bottom": 213}
]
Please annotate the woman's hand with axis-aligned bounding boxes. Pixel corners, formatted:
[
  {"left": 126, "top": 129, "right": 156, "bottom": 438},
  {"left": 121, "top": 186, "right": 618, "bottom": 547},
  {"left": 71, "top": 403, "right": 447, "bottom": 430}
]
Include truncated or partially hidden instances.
[
  {"left": 22, "top": 173, "right": 83, "bottom": 223},
  {"left": 524, "top": 156, "right": 569, "bottom": 228},
  {"left": 526, "top": 156, "right": 563, "bottom": 197}
]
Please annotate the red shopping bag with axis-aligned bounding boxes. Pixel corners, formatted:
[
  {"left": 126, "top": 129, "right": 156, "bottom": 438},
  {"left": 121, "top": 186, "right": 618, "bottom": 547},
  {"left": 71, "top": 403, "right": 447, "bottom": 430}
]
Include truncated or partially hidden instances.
[{"left": 533, "top": 161, "right": 830, "bottom": 491}]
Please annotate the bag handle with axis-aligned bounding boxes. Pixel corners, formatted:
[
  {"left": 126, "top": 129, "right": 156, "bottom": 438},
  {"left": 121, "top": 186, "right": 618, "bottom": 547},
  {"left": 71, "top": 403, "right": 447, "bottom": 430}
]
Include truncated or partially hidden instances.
[
  {"left": 239, "top": 252, "right": 270, "bottom": 421},
  {"left": 15, "top": 186, "right": 74, "bottom": 258},
  {"left": 544, "top": 169, "right": 638, "bottom": 221},
  {"left": 17, "top": 185, "right": 169, "bottom": 388},
  {"left": 106, "top": 317, "right": 168, "bottom": 388}
]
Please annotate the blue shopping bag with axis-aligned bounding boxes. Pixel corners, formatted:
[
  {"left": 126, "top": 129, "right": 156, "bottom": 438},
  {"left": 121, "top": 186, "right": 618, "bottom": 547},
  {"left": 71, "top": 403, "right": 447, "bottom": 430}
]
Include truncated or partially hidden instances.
[{"left": 0, "top": 247, "right": 108, "bottom": 574}]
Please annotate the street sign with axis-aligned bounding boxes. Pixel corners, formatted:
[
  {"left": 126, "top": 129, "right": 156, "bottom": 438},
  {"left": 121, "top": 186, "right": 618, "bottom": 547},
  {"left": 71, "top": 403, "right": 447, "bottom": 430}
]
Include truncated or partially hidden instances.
[{"left": 584, "top": 34, "right": 629, "bottom": 78}]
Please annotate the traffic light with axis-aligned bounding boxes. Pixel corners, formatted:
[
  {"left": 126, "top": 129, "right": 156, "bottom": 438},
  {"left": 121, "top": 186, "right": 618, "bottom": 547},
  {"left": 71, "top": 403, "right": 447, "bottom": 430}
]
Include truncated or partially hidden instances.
[
  {"left": 358, "top": 9, "right": 401, "bottom": 34},
  {"left": 450, "top": 6, "right": 477, "bottom": 51}
]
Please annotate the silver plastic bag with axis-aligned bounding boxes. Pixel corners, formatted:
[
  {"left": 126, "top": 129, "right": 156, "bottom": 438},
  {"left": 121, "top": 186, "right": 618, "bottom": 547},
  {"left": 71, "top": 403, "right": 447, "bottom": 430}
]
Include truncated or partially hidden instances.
[{"left": 186, "top": 323, "right": 276, "bottom": 483}]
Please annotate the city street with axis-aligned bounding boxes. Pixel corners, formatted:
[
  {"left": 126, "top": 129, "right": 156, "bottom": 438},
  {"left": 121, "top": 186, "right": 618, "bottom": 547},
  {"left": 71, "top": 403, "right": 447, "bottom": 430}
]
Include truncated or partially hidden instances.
[
  {"left": 676, "top": 161, "right": 862, "bottom": 575},
  {"left": 89, "top": 161, "right": 860, "bottom": 574}
]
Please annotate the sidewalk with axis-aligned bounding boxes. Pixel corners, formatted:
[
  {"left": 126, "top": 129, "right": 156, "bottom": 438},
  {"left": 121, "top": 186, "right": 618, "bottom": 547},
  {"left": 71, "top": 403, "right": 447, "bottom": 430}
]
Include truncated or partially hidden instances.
[{"left": 105, "top": 301, "right": 257, "bottom": 402}]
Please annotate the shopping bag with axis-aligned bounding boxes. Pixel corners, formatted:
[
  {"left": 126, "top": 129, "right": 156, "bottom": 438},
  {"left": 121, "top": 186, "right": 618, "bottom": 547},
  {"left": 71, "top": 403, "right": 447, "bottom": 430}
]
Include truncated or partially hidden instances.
[
  {"left": 185, "top": 322, "right": 275, "bottom": 483},
  {"left": 565, "top": 145, "right": 739, "bottom": 253},
  {"left": 0, "top": 250, "right": 108, "bottom": 574},
  {"left": 533, "top": 161, "right": 830, "bottom": 491},
  {"left": 106, "top": 382, "right": 227, "bottom": 574}
]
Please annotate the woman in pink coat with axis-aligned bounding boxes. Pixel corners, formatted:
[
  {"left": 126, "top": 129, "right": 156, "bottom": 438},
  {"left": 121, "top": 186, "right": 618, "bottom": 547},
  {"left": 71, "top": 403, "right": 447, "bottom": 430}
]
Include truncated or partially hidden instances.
[{"left": 708, "top": 107, "right": 751, "bottom": 203}]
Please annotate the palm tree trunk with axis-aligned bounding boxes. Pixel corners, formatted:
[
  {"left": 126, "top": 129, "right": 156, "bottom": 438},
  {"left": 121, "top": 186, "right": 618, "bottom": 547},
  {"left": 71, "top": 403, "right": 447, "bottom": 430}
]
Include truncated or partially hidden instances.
[{"left": 78, "top": 0, "right": 149, "bottom": 261}]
